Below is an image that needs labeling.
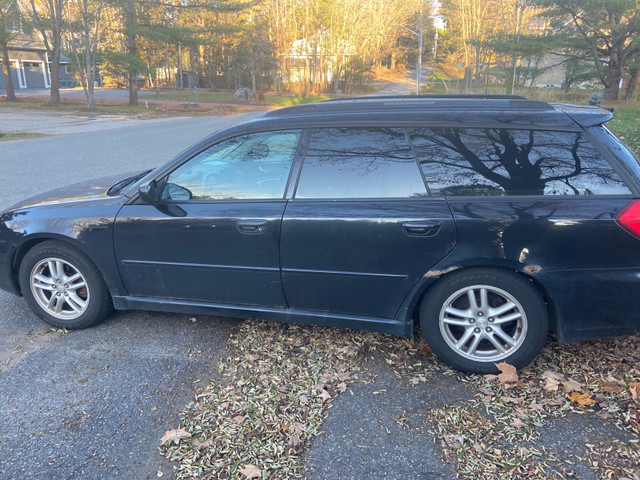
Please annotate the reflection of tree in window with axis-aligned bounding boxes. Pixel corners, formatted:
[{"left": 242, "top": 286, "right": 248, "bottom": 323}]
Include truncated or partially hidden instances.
[
  {"left": 409, "top": 128, "right": 630, "bottom": 196},
  {"left": 296, "top": 128, "right": 427, "bottom": 199}
]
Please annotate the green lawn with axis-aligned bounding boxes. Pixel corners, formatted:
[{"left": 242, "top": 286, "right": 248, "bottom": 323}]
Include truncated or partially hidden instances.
[
  {"left": 263, "top": 93, "right": 335, "bottom": 107},
  {"left": 0, "top": 132, "right": 46, "bottom": 142},
  {"left": 141, "top": 89, "right": 236, "bottom": 103},
  {"left": 605, "top": 103, "right": 640, "bottom": 154}
]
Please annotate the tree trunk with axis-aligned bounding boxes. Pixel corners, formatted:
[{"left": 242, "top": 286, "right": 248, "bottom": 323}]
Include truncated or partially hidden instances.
[
  {"left": 601, "top": 47, "right": 623, "bottom": 101},
  {"left": 625, "top": 68, "right": 638, "bottom": 102},
  {"left": 564, "top": 79, "right": 572, "bottom": 95},
  {"left": 126, "top": 1, "right": 138, "bottom": 106},
  {"left": 0, "top": 40, "right": 16, "bottom": 102},
  {"left": 49, "top": 45, "right": 61, "bottom": 105}
]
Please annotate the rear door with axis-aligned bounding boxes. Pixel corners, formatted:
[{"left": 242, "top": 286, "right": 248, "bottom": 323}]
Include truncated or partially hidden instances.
[{"left": 280, "top": 127, "right": 457, "bottom": 319}]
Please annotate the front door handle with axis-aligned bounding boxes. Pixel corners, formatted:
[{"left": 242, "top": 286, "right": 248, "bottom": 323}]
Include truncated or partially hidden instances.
[
  {"left": 402, "top": 220, "right": 441, "bottom": 237},
  {"left": 236, "top": 219, "right": 268, "bottom": 234}
]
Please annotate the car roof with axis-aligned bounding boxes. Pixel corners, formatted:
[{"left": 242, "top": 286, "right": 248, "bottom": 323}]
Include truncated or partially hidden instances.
[{"left": 259, "top": 95, "right": 613, "bottom": 130}]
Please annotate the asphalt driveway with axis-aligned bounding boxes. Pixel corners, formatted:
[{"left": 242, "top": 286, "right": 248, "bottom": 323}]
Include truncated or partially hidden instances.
[{"left": 0, "top": 111, "right": 254, "bottom": 478}]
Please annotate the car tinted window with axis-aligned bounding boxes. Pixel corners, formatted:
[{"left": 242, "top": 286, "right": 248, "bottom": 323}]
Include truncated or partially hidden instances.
[
  {"left": 163, "top": 130, "right": 301, "bottom": 200},
  {"left": 295, "top": 128, "right": 427, "bottom": 199},
  {"left": 408, "top": 128, "right": 631, "bottom": 196}
]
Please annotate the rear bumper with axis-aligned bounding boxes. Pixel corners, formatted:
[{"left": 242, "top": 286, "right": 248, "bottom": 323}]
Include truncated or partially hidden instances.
[
  {"left": 538, "top": 268, "right": 640, "bottom": 342},
  {"left": 0, "top": 241, "right": 19, "bottom": 295}
]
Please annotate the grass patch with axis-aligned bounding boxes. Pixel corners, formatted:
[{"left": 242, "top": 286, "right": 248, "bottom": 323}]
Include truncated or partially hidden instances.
[
  {"left": 263, "top": 94, "right": 335, "bottom": 107},
  {"left": 0, "top": 132, "right": 46, "bottom": 142},
  {"left": 605, "top": 103, "right": 640, "bottom": 154},
  {"left": 141, "top": 89, "right": 236, "bottom": 103}
]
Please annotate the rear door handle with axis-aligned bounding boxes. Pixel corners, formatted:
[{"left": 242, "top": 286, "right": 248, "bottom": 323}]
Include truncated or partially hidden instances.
[
  {"left": 402, "top": 220, "right": 441, "bottom": 237},
  {"left": 236, "top": 219, "right": 268, "bottom": 234}
]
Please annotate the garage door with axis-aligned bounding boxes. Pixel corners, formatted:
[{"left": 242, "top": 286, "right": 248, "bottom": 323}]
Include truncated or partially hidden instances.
[
  {"left": 0, "top": 63, "right": 20, "bottom": 89},
  {"left": 23, "top": 62, "right": 45, "bottom": 88}
]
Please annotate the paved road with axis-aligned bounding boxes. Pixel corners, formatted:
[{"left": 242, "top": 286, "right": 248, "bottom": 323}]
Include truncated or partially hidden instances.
[
  {"left": 0, "top": 112, "right": 262, "bottom": 211},
  {"left": 0, "top": 113, "right": 256, "bottom": 479},
  {"left": 0, "top": 86, "right": 157, "bottom": 101}
]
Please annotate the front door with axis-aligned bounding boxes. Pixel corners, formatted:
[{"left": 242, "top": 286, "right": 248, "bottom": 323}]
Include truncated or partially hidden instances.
[{"left": 114, "top": 130, "right": 302, "bottom": 307}]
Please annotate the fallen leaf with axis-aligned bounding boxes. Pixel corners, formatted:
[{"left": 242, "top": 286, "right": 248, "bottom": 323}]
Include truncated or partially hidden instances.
[
  {"left": 562, "top": 378, "right": 583, "bottom": 393},
  {"left": 160, "top": 428, "right": 192, "bottom": 446},
  {"left": 630, "top": 408, "right": 640, "bottom": 428},
  {"left": 544, "top": 376, "right": 560, "bottom": 393},
  {"left": 193, "top": 437, "right": 213, "bottom": 449},
  {"left": 630, "top": 382, "right": 640, "bottom": 401},
  {"left": 317, "top": 389, "right": 332, "bottom": 402},
  {"left": 292, "top": 422, "right": 306, "bottom": 433},
  {"left": 473, "top": 442, "right": 485, "bottom": 454},
  {"left": 239, "top": 464, "right": 262, "bottom": 479},
  {"left": 599, "top": 380, "right": 623, "bottom": 394},
  {"left": 501, "top": 396, "right": 523, "bottom": 405},
  {"left": 299, "top": 395, "right": 309, "bottom": 404},
  {"left": 233, "top": 415, "right": 245, "bottom": 424},
  {"left": 542, "top": 370, "right": 563, "bottom": 393},
  {"left": 418, "top": 345, "right": 433, "bottom": 357},
  {"left": 245, "top": 353, "right": 259, "bottom": 363},
  {"left": 542, "top": 370, "right": 563, "bottom": 380},
  {"left": 287, "top": 435, "right": 302, "bottom": 448},
  {"left": 495, "top": 362, "right": 519, "bottom": 384},
  {"left": 511, "top": 417, "right": 526, "bottom": 428},
  {"left": 567, "top": 391, "right": 596, "bottom": 407}
]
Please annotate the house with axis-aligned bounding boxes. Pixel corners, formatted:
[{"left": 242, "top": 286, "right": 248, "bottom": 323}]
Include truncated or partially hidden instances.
[{"left": 0, "top": 33, "right": 51, "bottom": 89}]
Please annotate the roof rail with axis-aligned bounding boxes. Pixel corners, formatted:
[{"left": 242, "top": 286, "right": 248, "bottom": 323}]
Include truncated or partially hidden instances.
[
  {"left": 323, "top": 94, "right": 528, "bottom": 102},
  {"left": 266, "top": 95, "right": 554, "bottom": 117}
]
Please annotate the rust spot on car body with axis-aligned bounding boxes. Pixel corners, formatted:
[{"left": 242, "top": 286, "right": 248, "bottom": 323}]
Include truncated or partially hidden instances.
[
  {"left": 425, "top": 266, "right": 459, "bottom": 278},
  {"left": 523, "top": 265, "right": 542, "bottom": 274}
]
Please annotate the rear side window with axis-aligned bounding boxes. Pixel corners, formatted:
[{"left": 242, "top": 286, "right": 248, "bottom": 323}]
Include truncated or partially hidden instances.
[
  {"left": 295, "top": 128, "right": 427, "bottom": 199},
  {"left": 408, "top": 128, "right": 631, "bottom": 196}
]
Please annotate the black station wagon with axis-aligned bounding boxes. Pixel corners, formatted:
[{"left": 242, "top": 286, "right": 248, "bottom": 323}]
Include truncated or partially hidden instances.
[{"left": 1, "top": 95, "right": 639, "bottom": 373}]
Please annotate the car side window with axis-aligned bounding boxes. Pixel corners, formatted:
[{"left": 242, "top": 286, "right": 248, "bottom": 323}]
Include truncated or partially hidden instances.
[
  {"left": 408, "top": 128, "right": 632, "bottom": 196},
  {"left": 294, "top": 128, "right": 427, "bottom": 199},
  {"left": 163, "top": 130, "right": 301, "bottom": 200}
]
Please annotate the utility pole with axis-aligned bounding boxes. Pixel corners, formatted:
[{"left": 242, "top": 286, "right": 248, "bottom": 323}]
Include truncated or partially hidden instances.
[
  {"left": 510, "top": 0, "right": 525, "bottom": 94},
  {"left": 417, "top": 0, "right": 423, "bottom": 95}
]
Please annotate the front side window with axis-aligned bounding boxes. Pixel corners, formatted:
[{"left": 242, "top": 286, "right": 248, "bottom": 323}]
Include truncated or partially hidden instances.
[
  {"left": 295, "top": 128, "right": 427, "bottom": 199},
  {"left": 163, "top": 130, "right": 301, "bottom": 201},
  {"left": 409, "top": 128, "right": 631, "bottom": 196}
]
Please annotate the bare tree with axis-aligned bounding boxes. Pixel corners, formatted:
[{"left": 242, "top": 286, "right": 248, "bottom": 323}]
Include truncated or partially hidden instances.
[
  {"left": 0, "top": 0, "right": 19, "bottom": 101},
  {"left": 534, "top": 0, "right": 640, "bottom": 100},
  {"left": 21, "top": 0, "right": 66, "bottom": 104},
  {"left": 66, "top": 0, "right": 105, "bottom": 107}
]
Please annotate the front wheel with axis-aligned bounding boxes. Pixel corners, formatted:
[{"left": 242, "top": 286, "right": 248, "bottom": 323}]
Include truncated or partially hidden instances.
[
  {"left": 420, "top": 268, "right": 548, "bottom": 373},
  {"left": 19, "top": 241, "right": 113, "bottom": 329}
]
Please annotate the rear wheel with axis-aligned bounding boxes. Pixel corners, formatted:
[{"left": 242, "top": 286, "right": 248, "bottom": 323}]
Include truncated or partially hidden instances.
[
  {"left": 420, "top": 268, "right": 547, "bottom": 373},
  {"left": 19, "top": 241, "right": 113, "bottom": 329}
]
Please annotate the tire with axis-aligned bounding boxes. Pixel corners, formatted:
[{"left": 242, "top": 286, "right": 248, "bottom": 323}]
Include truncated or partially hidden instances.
[
  {"left": 420, "top": 268, "right": 548, "bottom": 373},
  {"left": 18, "top": 240, "right": 113, "bottom": 329}
]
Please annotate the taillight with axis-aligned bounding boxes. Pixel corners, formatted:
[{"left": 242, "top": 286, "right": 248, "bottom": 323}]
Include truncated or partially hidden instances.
[{"left": 616, "top": 200, "right": 640, "bottom": 239}]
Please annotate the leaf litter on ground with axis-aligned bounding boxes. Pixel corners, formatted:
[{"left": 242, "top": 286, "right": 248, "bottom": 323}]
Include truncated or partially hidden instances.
[{"left": 160, "top": 319, "right": 640, "bottom": 479}]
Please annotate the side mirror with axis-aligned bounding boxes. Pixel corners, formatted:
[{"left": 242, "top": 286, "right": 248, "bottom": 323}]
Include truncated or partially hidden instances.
[{"left": 138, "top": 180, "right": 159, "bottom": 204}]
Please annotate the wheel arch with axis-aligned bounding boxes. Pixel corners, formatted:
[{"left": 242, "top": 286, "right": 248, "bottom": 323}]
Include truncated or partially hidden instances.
[
  {"left": 12, "top": 234, "right": 114, "bottom": 297},
  {"left": 405, "top": 262, "right": 559, "bottom": 336}
]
